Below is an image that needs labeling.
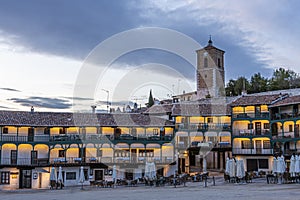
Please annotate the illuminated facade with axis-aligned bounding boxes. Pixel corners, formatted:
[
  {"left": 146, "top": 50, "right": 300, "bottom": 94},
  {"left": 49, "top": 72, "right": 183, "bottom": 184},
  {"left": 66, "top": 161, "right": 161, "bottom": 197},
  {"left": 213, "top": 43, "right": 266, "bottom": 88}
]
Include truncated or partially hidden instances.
[{"left": 0, "top": 111, "right": 175, "bottom": 189}]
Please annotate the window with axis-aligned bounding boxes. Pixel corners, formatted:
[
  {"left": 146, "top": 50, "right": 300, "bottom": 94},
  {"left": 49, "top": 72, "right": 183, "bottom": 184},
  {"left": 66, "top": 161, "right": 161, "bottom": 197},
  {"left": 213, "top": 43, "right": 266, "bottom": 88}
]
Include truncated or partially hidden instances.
[
  {"left": 248, "top": 123, "right": 253, "bottom": 129},
  {"left": 96, "top": 149, "right": 102, "bottom": 157},
  {"left": 66, "top": 172, "right": 76, "bottom": 180},
  {"left": 153, "top": 129, "right": 159, "bottom": 135},
  {"left": 218, "top": 58, "right": 221, "bottom": 68},
  {"left": 44, "top": 127, "right": 50, "bottom": 135},
  {"left": 258, "top": 159, "right": 269, "bottom": 169},
  {"left": 263, "top": 141, "right": 271, "bottom": 149},
  {"left": 241, "top": 140, "right": 252, "bottom": 149},
  {"left": 84, "top": 169, "right": 88, "bottom": 181},
  {"left": 2, "top": 127, "right": 8, "bottom": 134},
  {"left": 289, "top": 125, "right": 293, "bottom": 132},
  {"left": 264, "top": 123, "right": 270, "bottom": 129},
  {"left": 204, "top": 74, "right": 207, "bottom": 78},
  {"left": 204, "top": 57, "right": 208, "bottom": 68},
  {"left": 58, "top": 150, "right": 65, "bottom": 158},
  {"left": 207, "top": 118, "right": 213, "bottom": 123},
  {"left": 1, "top": 172, "right": 10, "bottom": 184},
  {"left": 59, "top": 128, "right": 66, "bottom": 134}
]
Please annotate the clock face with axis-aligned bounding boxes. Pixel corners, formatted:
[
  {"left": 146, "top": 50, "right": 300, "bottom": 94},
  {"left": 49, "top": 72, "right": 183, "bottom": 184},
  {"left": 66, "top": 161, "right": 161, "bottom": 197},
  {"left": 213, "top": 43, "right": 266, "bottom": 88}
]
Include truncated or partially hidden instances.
[{"left": 203, "top": 52, "right": 208, "bottom": 57}]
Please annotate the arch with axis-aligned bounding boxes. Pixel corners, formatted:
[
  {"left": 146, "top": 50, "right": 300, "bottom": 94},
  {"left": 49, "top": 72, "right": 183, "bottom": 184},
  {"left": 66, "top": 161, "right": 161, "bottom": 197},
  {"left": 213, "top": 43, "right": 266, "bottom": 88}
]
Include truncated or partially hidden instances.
[
  {"left": 130, "top": 143, "right": 145, "bottom": 149},
  {"left": 146, "top": 143, "right": 161, "bottom": 149}
]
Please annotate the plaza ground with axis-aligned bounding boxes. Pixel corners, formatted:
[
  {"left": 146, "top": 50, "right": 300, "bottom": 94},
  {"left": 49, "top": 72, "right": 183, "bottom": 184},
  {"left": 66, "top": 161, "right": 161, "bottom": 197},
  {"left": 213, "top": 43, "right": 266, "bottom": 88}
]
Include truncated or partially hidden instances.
[{"left": 1, "top": 177, "right": 300, "bottom": 200}]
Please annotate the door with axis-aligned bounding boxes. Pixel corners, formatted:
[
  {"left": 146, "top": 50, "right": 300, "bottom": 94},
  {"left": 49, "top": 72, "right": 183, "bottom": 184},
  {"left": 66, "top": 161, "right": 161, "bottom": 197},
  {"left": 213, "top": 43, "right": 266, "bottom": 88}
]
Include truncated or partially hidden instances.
[
  {"left": 38, "top": 173, "right": 42, "bottom": 188},
  {"left": 31, "top": 151, "right": 38, "bottom": 165},
  {"left": 11, "top": 150, "right": 17, "bottom": 165},
  {"left": 28, "top": 128, "right": 34, "bottom": 142},
  {"left": 255, "top": 140, "right": 262, "bottom": 154},
  {"left": 246, "top": 159, "right": 258, "bottom": 172},
  {"left": 19, "top": 169, "right": 32, "bottom": 189},
  {"left": 131, "top": 149, "right": 137, "bottom": 163},
  {"left": 125, "top": 170, "right": 133, "bottom": 180},
  {"left": 255, "top": 122, "right": 262, "bottom": 135},
  {"left": 79, "top": 148, "right": 86, "bottom": 162},
  {"left": 255, "top": 106, "right": 261, "bottom": 117},
  {"left": 189, "top": 151, "right": 196, "bottom": 166},
  {"left": 295, "top": 124, "right": 299, "bottom": 138},
  {"left": 94, "top": 170, "right": 103, "bottom": 181}
]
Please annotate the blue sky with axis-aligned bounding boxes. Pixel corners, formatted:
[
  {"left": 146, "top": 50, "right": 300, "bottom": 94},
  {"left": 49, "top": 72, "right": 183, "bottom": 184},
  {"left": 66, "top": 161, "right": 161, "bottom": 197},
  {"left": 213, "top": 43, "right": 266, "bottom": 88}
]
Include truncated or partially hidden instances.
[{"left": 0, "top": 0, "right": 299, "bottom": 111}]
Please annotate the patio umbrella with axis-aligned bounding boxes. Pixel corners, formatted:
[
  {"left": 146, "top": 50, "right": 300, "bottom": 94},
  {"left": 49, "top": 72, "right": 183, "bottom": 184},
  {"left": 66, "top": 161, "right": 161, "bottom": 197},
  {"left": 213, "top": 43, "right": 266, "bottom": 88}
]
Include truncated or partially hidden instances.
[
  {"left": 289, "top": 155, "right": 296, "bottom": 177},
  {"left": 229, "top": 159, "right": 236, "bottom": 178},
  {"left": 79, "top": 166, "right": 85, "bottom": 190},
  {"left": 277, "top": 156, "right": 286, "bottom": 174},
  {"left": 225, "top": 157, "right": 230, "bottom": 175},
  {"left": 295, "top": 155, "right": 300, "bottom": 174},
  {"left": 236, "top": 159, "right": 245, "bottom": 179},
  {"left": 58, "top": 166, "right": 63, "bottom": 185},
  {"left": 50, "top": 167, "right": 57, "bottom": 181},
  {"left": 272, "top": 157, "right": 277, "bottom": 175},
  {"left": 150, "top": 162, "right": 156, "bottom": 179},
  {"left": 203, "top": 157, "right": 207, "bottom": 173},
  {"left": 50, "top": 167, "right": 57, "bottom": 189},
  {"left": 144, "top": 162, "right": 150, "bottom": 178},
  {"left": 112, "top": 165, "right": 117, "bottom": 187}
]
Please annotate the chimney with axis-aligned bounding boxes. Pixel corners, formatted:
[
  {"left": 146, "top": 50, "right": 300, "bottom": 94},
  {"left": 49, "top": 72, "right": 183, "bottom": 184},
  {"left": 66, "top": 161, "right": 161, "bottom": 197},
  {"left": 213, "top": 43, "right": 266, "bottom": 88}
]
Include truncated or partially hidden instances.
[
  {"left": 91, "top": 105, "right": 97, "bottom": 113},
  {"left": 31, "top": 106, "right": 34, "bottom": 113}
]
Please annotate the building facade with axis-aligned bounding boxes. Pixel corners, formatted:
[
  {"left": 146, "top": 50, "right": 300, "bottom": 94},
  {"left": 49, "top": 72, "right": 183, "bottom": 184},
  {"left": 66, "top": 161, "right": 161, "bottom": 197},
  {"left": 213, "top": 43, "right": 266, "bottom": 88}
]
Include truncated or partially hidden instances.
[{"left": 0, "top": 111, "right": 175, "bottom": 189}]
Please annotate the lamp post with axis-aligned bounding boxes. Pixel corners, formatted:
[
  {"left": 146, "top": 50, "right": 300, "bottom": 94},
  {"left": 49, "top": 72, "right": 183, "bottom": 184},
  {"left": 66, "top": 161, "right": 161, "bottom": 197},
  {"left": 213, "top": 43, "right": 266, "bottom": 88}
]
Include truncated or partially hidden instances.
[{"left": 102, "top": 89, "right": 109, "bottom": 113}]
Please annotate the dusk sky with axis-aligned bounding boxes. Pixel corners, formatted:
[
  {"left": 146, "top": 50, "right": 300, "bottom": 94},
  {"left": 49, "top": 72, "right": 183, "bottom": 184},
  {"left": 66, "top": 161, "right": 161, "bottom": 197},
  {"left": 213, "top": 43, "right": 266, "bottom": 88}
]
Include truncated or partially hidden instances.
[{"left": 0, "top": 0, "right": 299, "bottom": 112}]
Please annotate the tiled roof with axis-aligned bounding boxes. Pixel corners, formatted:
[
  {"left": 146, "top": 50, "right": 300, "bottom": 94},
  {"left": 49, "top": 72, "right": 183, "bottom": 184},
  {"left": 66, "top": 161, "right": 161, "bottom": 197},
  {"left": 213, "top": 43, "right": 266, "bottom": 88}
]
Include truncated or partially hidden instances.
[
  {"left": 144, "top": 104, "right": 173, "bottom": 114},
  {"left": 230, "top": 94, "right": 286, "bottom": 106},
  {"left": 269, "top": 95, "right": 300, "bottom": 107},
  {"left": 171, "top": 103, "right": 231, "bottom": 116},
  {"left": 0, "top": 111, "right": 174, "bottom": 127}
]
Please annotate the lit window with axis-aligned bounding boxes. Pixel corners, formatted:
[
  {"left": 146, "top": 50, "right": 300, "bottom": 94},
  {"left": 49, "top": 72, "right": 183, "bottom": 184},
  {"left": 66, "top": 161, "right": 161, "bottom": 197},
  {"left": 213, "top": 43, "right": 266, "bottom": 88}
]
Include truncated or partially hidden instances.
[{"left": 1, "top": 172, "right": 10, "bottom": 184}]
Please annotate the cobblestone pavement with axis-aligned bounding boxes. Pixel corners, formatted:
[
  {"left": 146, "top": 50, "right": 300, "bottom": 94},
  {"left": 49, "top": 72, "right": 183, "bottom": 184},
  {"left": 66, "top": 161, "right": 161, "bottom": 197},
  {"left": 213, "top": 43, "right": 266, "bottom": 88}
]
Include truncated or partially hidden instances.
[{"left": 1, "top": 177, "right": 300, "bottom": 200}]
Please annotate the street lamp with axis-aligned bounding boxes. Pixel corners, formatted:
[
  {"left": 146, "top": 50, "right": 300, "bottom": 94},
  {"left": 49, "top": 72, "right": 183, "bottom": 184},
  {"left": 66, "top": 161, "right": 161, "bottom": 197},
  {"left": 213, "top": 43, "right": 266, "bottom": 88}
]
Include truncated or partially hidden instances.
[{"left": 102, "top": 89, "right": 109, "bottom": 113}]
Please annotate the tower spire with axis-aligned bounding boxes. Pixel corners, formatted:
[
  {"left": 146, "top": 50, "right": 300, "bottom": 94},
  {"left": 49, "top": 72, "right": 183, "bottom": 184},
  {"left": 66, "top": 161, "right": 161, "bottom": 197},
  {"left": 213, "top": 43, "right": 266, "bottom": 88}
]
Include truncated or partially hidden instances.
[{"left": 208, "top": 35, "right": 213, "bottom": 46}]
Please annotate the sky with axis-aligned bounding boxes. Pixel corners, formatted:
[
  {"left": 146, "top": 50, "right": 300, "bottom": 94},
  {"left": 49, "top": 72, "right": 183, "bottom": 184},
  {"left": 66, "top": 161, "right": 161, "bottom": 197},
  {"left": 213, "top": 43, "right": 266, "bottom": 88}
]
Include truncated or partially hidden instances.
[{"left": 0, "top": 0, "right": 299, "bottom": 112}]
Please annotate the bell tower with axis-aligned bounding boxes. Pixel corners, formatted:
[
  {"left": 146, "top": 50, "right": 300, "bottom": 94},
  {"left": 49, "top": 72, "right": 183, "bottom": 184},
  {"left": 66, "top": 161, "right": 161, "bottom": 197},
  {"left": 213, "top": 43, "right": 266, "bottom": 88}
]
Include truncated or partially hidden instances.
[{"left": 196, "top": 36, "right": 225, "bottom": 98}]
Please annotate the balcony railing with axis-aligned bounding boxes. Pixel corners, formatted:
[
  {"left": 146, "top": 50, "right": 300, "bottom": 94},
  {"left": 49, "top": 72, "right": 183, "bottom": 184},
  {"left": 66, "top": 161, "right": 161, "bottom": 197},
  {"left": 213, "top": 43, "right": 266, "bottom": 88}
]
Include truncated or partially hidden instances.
[
  {"left": 48, "top": 156, "right": 175, "bottom": 165},
  {"left": 232, "top": 148, "right": 273, "bottom": 155},
  {"left": 232, "top": 112, "right": 269, "bottom": 119},
  {"left": 271, "top": 112, "right": 300, "bottom": 120},
  {"left": 176, "top": 123, "right": 231, "bottom": 131},
  {"left": 0, "top": 158, "right": 49, "bottom": 166},
  {"left": 0, "top": 134, "right": 174, "bottom": 143},
  {"left": 232, "top": 129, "right": 271, "bottom": 137}
]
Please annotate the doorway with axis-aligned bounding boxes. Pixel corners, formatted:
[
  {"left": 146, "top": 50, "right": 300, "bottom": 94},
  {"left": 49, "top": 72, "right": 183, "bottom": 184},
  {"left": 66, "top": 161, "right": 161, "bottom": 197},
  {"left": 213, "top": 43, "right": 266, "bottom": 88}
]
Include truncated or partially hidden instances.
[
  {"left": 19, "top": 169, "right": 32, "bottom": 189},
  {"left": 255, "top": 140, "right": 262, "bottom": 154},
  {"left": 94, "top": 170, "right": 104, "bottom": 181},
  {"left": 255, "top": 122, "right": 262, "bottom": 135}
]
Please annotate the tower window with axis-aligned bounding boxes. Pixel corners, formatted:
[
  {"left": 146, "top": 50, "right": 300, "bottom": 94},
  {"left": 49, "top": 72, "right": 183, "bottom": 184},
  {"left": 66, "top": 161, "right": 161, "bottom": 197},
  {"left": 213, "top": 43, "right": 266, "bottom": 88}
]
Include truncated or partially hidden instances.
[
  {"left": 218, "top": 58, "right": 221, "bottom": 68},
  {"left": 204, "top": 58, "right": 208, "bottom": 68},
  {"left": 204, "top": 74, "right": 207, "bottom": 78}
]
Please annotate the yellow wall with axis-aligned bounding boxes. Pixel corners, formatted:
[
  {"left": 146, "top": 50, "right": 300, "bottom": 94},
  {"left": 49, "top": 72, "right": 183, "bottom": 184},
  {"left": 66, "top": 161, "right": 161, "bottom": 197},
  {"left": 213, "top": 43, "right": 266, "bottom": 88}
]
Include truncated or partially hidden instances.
[
  {"left": 102, "top": 127, "right": 114, "bottom": 135},
  {"left": 232, "top": 106, "right": 244, "bottom": 113},
  {"left": 245, "top": 106, "right": 254, "bottom": 113},
  {"left": 176, "top": 116, "right": 184, "bottom": 123}
]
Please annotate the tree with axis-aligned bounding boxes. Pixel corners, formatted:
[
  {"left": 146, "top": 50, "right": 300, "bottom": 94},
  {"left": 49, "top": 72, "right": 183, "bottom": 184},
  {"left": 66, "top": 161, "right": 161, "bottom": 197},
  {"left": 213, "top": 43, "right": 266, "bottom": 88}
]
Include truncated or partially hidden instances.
[
  {"left": 225, "top": 79, "right": 237, "bottom": 96},
  {"left": 269, "top": 68, "right": 291, "bottom": 90},
  {"left": 248, "top": 73, "right": 268, "bottom": 94},
  {"left": 147, "top": 89, "right": 154, "bottom": 108}
]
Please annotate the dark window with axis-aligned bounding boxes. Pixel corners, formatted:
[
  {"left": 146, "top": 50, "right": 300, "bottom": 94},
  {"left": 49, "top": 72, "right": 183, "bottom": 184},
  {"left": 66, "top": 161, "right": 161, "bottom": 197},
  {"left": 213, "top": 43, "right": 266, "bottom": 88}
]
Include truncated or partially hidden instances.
[
  {"left": 241, "top": 140, "right": 252, "bottom": 149},
  {"left": 1, "top": 172, "right": 10, "bottom": 184},
  {"left": 59, "top": 128, "right": 66, "bottom": 134},
  {"left": 44, "top": 127, "right": 50, "bottom": 135},
  {"left": 289, "top": 125, "right": 293, "bottom": 132},
  {"left": 153, "top": 129, "right": 159, "bottom": 135},
  {"left": 3, "top": 127, "right": 8, "bottom": 134},
  {"left": 204, "top": 58, "right": 208, "bottom": 68},
  {"left": 258, "top": 159, "right": 269, "bottom": 169},
  {"left": 84, "top": 169, "right": 88, "bottom": 181},
  {"left": 218, "top": 58, "right": 221, "bottom": 68},
  {"left": 264, "top": 123, "right": 270, "bottom": 129},
  {"left": 58, "top": 150, "right": 65, "bottom": 158},
  {"left": 207, "top": 118, "right": 213, "bottom": 123},
  {"left": 66, "top": 172, "right": 76, "bottom": 180},
  {"left": 248, "top": 123, "right": 253, "bottom": 129},
  {"left": 96, "top": 149, "right": 102, "bottom": 157},
  {"left": 263, "top": 141, "right": 271, "bottom": 149}
]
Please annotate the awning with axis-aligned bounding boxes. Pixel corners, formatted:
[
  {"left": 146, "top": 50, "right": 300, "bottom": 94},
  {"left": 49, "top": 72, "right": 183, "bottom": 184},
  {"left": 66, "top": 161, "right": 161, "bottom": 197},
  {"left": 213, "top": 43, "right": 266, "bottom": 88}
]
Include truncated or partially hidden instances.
[
  {"left": 190, "top": 132, "right": 203, "bottom": 137},
  {"left": 35, "top": 168, "right": 49, "bottom": 173},
  {"left": 205, "top": 132, "right": 218, "bottom": 137},
  {"left": 176, "top": 131, "right": 188, "bottom": 137},
  {"left": 219, "top": 132, "right": 231, "bottom": 137}
]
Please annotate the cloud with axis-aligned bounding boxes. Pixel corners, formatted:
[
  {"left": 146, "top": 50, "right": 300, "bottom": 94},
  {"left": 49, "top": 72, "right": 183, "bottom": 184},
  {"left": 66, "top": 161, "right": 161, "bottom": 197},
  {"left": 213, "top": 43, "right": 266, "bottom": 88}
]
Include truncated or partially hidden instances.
[
  {"left": 8, "top": 96, "right": 72, "bottom": 109},
  {"left": 0, "top": 87, "right": 21, "bottom": 92}
]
